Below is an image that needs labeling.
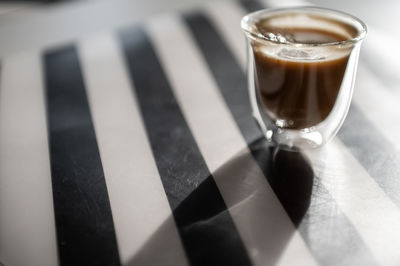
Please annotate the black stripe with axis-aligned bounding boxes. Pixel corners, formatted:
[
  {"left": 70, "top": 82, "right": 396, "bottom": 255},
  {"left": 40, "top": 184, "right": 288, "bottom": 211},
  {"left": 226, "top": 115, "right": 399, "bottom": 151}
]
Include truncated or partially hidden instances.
[
  {"left": 339, "top": 104, "right": 400, "bottom": 207},
  {"left": 118, "top": 26, "right": 252, "bottom": 266},
  {"left": 43, "top": 45, "right": 121, "bottom": 266},
  {"left": 184, "top": 11, "right": 378, "bottom": 266},
  {"left": 239, "top": 0, "right": 265, "bottom": 12}
]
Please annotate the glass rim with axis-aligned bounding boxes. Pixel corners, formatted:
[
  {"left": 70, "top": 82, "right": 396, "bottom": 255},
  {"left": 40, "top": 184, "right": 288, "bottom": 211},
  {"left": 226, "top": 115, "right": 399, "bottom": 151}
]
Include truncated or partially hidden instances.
[{"left": 241, "top": 6, "right": 368, "bottom": 48}]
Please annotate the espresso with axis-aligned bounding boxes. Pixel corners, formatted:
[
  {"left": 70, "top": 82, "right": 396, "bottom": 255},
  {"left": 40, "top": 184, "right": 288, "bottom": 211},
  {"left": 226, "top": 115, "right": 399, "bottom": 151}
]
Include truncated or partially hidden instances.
[{"left": 252, "top": 27, "right": 351, "bottom": 129}]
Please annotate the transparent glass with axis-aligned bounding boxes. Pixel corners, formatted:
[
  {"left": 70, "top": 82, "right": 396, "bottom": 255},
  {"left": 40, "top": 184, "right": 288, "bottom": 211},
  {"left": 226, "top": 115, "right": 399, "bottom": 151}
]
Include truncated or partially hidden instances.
[{"left": 241, "top": 7, "right": 367, "bottom": 149}]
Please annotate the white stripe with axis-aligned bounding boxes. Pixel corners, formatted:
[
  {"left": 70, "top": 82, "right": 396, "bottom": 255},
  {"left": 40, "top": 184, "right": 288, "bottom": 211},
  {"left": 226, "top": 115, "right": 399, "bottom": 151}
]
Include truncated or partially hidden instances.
[
  {"left": 354, "top": 65, "right": 400, "bottom": 148},
  {"left": 78, "top": 33, "right": 188, "bottom": 266},
  {"left": 0, "top": 52, "right": 58, "bottom": 266},
  {"left": 207, "top": 2, "right": 400, "bottom": 264},
  {"left": 305, "top": 139, "right": 400, "bottom": 265},
  {"left": 202, "top": 1, "right": 247, "bottom": 70},
  {"left": 146, "top": 14, "right": 318, "bottom": 266},
  {"left": 363, "top": 26, "right": 400, "bottom": 86}
]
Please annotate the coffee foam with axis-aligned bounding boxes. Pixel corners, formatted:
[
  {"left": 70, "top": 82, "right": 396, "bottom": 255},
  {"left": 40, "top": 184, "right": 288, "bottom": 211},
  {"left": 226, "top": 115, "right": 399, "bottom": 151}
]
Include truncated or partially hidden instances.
[{"left": 253, "top": 43, "right": 351, "bottom": 62}]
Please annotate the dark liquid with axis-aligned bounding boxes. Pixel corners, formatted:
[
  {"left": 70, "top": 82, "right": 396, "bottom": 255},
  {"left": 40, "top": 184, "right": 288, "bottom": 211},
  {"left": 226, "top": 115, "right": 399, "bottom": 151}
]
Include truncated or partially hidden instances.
[{"left": 253, "top": 28, "right": 350, "bottom": 129}]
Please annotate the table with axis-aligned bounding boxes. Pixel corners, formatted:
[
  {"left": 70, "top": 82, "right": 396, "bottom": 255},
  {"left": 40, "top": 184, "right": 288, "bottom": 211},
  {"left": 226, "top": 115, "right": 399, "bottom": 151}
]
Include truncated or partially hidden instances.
[{"left": 1, "top": 0, "right": 400, "bottom": 265}]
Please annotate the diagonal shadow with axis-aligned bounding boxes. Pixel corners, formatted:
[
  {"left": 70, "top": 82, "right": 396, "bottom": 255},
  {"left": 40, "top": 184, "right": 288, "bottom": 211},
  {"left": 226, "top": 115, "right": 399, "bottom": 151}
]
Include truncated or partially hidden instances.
[{"left": 127, "top": 138, "right": 313, "bottom": 266}]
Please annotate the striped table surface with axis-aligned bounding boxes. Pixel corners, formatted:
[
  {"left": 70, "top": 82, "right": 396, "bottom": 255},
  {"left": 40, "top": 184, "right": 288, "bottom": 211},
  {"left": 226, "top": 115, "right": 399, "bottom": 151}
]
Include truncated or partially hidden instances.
[{"left": 1, "top": 0, "right": 399, "bottom": 266}]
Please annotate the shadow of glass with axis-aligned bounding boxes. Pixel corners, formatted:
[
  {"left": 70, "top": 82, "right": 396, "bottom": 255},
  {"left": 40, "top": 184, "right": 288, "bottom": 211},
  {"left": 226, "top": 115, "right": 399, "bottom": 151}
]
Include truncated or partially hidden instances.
[
  {"left": 250, "top": 139, "right": 314, "bottom": 227},
  {"left": 127, "top": 138, "right": 314, "bottom": 266}
]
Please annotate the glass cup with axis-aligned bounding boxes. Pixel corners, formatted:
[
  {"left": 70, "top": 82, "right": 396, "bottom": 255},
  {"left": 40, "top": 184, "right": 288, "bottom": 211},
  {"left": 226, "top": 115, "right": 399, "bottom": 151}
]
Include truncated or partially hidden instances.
[{"left": 241, "top": 7, "right": 367, "bottom": 149}]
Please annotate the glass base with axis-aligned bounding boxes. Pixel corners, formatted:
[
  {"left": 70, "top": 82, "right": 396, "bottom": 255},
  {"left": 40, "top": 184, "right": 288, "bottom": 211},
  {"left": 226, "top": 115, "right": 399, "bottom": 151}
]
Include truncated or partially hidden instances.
[
  {"left": 254, "top": 114, "right": 324, "bottom": 150},
  {"left": 271, "top": 129, "right": 323, "bottom": 150}
]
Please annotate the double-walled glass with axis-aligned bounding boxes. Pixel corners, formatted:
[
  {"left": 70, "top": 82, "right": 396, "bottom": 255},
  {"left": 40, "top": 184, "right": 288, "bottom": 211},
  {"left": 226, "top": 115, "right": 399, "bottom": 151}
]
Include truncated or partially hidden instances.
[{"left": 241, "top": 7, "right": 367, "bottom": 149}]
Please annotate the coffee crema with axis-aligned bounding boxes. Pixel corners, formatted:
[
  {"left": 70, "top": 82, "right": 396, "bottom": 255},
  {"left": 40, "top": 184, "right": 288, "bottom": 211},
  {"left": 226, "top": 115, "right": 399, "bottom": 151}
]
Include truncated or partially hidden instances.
[{"left": 252, "top": 20, "right": 353, "bottom": 129}]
